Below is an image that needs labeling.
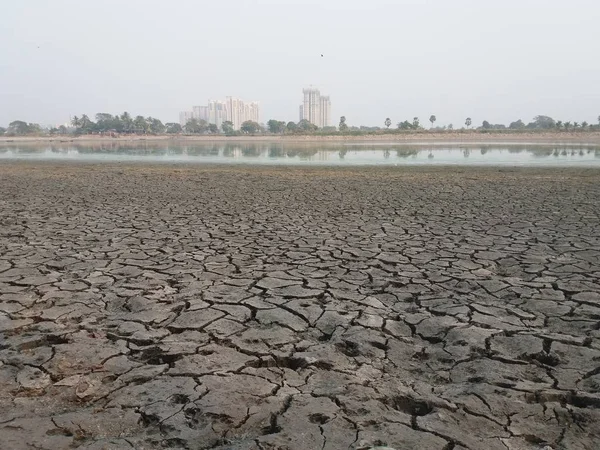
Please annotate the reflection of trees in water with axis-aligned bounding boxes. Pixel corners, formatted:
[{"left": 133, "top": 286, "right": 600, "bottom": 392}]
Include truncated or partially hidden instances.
[
  {"left": 268, "top": 145, "right": 285, "bottom": 158},
  {"left": 286, "top": 148, "right": 319, "bottom": 159},
  {"left": 396, "top": 149, "right": 419, "bottom": 158},
  {"left": 5, "top": 142, "right": 600, "bottom": 162},
  {"left": 241, "top": 144, "right": 262, "bottom": 157},
  {"left": 529, "top": 148, "right": 553, "bottom": 158}
]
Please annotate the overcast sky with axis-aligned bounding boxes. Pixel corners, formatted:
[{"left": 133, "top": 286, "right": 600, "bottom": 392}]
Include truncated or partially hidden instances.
[{"left": 1, "top": 0, "right": 599, "bottom": 128}]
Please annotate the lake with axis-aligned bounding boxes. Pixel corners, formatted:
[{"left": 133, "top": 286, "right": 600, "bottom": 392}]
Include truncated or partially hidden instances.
[{"left": 1, "top": 142, "right": 599, "bottom": 166}]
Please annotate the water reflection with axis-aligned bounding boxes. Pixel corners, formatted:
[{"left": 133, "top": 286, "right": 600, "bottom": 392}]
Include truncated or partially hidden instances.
[{"left": 1, "top": 142, "right": 599, "bottom": 167}]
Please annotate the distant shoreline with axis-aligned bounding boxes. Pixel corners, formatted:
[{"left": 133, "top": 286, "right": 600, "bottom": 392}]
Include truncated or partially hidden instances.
[{"left": 2, "top": 131, "right": 600, "bottom": 145}]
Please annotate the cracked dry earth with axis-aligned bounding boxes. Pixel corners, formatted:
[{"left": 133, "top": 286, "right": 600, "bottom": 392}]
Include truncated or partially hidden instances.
[{"left": 0, "top": 163, "right": 599, "bottom": 450}]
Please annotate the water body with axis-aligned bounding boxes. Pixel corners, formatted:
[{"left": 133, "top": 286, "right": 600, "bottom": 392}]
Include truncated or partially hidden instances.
[{"left": 1, "top": 142, "right": 600, "bottom": 166}]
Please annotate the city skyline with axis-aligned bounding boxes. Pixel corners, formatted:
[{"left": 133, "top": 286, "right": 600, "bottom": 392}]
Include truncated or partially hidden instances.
[
  {"left": 180, "top": 97, "right": 260, "bottom": 130},
  {"left": 3, "top": 2, "right": 598, "bottom": 128}
]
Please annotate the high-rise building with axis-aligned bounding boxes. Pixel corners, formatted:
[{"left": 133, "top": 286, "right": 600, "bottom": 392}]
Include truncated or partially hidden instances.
[
  {"left": 208, "top": 100, "right": 228, "bottom": 128},
  {"left": 226, "top": 97, "right": 260, "bottom": 130},
  {"left": 179, "top": 111, "right": 193, "bottom": 127},
  {"left": 300, "top": 88, "right": 331, "bottom": 128},
  {"left": 245, "top": 101, "right": 260, "bottom": 124},
  {"left": 320, "top": 96, "right": 331, "bottom": 129},
  {"left": 181, "top": 97, "right": 260, "bottom": 131},
  {"left": 192, "top": 106, "right": 209, "bottom": 122}
]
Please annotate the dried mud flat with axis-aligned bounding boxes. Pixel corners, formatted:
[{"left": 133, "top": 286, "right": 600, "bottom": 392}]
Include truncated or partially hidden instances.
[{"left": 1, "top": 162, "right": 599, "bottom": 450}]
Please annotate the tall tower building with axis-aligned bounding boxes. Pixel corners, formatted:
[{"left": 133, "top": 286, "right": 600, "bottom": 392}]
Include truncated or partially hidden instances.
[
  {"left": 302, "top": 88, "right": 321, "bottom": 127},
  {"left": 225, "top": 97, "right": 260, "bottom": 130},
  {"left": 301, "top": 88, "right": 331, "bottom": 128},
  {"left": 320, "top": 96, "right": 331, "bottom": 128},
  {"left": 208, "top": 100, "right": 228, "bottom": 128},
  {"left": 192, "top": 106, "right": 209, "bottom": 122}
]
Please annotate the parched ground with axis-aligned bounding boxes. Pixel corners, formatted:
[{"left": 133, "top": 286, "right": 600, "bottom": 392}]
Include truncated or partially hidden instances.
[{"left": 0, "top": 162, "right": 599, "bottom": 450}]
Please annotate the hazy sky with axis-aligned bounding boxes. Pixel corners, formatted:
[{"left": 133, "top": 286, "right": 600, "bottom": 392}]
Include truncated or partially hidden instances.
[{"left": 1, "top": 0, "right": 599, "bottom": 128}]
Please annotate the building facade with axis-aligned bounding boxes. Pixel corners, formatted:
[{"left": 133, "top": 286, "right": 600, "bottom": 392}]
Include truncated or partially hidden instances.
[
  {"left": 179, "top": 111, "right": 194, "bottom": 127},
  {"left": 192, "top": 106, "right": 209, "bottom": 122},
  {"left": 208, "top": 100, "right": 228, "bottom": 129},
  {"left": 300, "top": 88, "right": 331, "bottom": 128},
  {"left": 320, "top": 96, "right": 331, "bottom": 129}
]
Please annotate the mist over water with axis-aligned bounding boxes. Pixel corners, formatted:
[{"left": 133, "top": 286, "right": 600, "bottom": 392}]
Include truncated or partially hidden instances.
[{"left": 1, "top": 143, "right": 599, "bottom": 167}]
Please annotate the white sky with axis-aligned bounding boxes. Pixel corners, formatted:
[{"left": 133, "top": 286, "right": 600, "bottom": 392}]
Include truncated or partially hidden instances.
[{"left": 1, "top": 0, "right": 599, "bottom": 128}]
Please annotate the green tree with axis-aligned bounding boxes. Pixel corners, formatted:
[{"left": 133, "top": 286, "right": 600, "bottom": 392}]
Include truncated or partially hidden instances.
[
  {"left": 120, "top": 112, "right": 133, "bottom": 133},
  {"left": 95, "top": 113, "right": 114, "bottom": 132},
  {"left": 564, "top": 121, "right": 572, "bottom": 131},
  {"left": 465, "top": 117, "right": 472, "bottom": 129},
  {"left": 134, "top": 115, "right": 148, "bottom": 133},
  {"left": 482, "top": 120, "right": 491, "bottom": 129},
  {"left": 397, "top": 120, "right": 412, "bottom": 130},
  {"left": 7, "top": 120, "right": 31, "bottom": 135},
  {"left": 222, "top": 121, "right": 235, "bottom": 135},
  {"left": 147, "top": 117, "right": 165, "bottom": 134},
  {"left": 71, "top": 116, "right": 80, "bottom": 128},
  {"left": 384, "top": 118, "right": 392, "bottom": 128},
  {"left": 510, "top": 120, "right": 525, "bottom": 130},
  {"left": 79, "top": 114, "right": 94, "bottom": 133},
  {"left": 165, "top": 122, "right": 182, "bottom": 134},
  {"left": 582, "top": 121, "right": 588, "bottom": 129},
  {"left": 286, "top": 121, "right": 298, "bottom": 132},
  {"left": 412, "top": 117, "right": 420, "bottom": 129},
  {"left": 184, "top": 118, "right": 208, "bottom": 134},
  {"left": 429, "top": 115, "right": 436, "bottom": 128},
  {"left": 339, "top": 116, "right": 348, "bottom": 131},
  {"left": 29, "top": 123, "right": 43, "bottom": 134},
  {"left": 556, "top": 121, "right": 563, "bottom": 130},
  {"left": 297, "top": 119, "right": 318, "bottom": 132},
  {"left": 532, "top": 115, "right": 556, "bottom": 129},
  {"left": 267, "top": 119, "right": 286, "bottom": 134},
  {"left": 208, "top": 123, "right": 219, "bottom": 134},
  {"left": 241, "top": 120, "right": 261, "bottom": 134},
  {"left": 0, "top": 127, "right": 5, "bottom": 135},
  {"left": 573, "top": 122, "right": 580, "bottom": 129}
]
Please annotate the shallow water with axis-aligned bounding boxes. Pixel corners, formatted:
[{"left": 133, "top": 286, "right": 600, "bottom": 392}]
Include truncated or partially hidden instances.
[{"left": 1, "top": 142, "right": 600, "bottom": 166}]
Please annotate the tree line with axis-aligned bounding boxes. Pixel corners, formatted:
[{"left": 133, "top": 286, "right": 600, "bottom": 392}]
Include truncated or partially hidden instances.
[{"left": 2, "top": 113, "right": 600, "bottom": 137}]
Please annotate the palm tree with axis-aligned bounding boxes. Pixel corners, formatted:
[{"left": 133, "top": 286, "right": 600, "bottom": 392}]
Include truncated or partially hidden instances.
[
  {"left": 465, "top": 118, "right": 472, "bottom": 129},
  {"left": 71, "top": 116, "right": 80, "bottom": 128},
  {"left": 556, "top": 121, "right": 563, "bottom": 130},
  {"left": 384, "top": 118, "right": 392, "bottom": 128},
  {"left": 429, "top": 115, "right": 436, "bottom": 128}
]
